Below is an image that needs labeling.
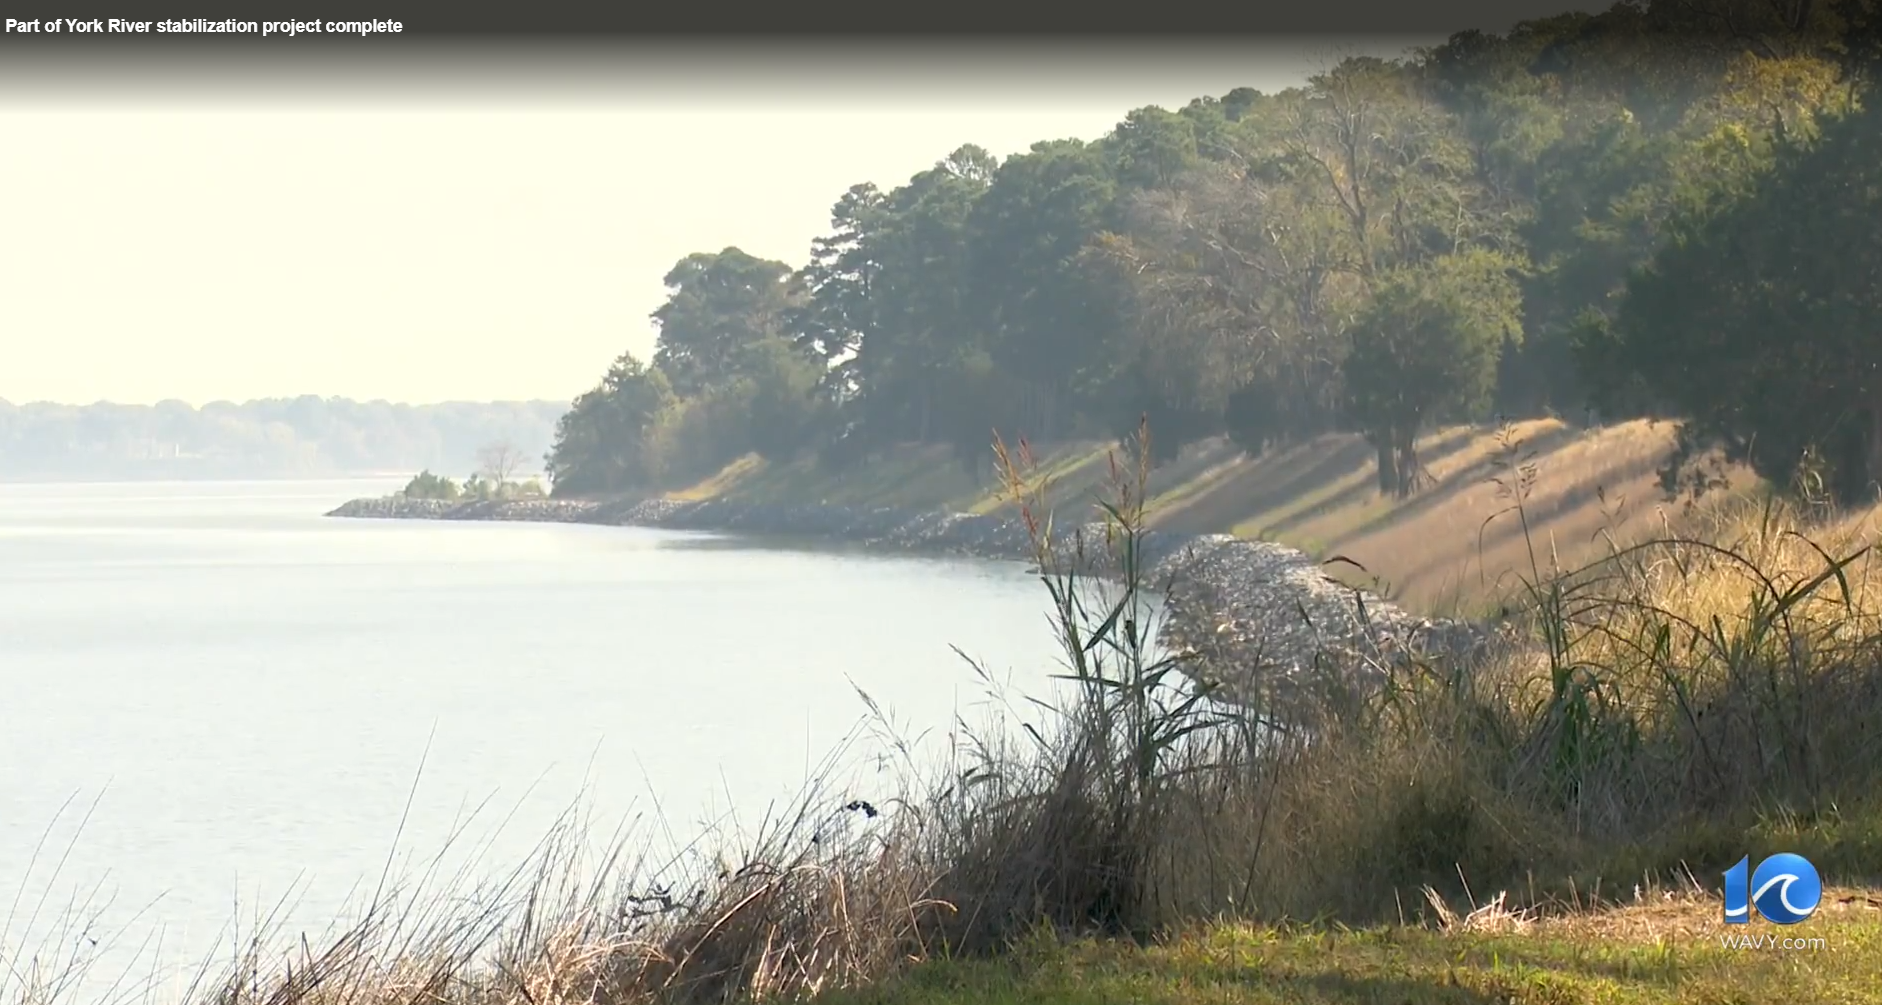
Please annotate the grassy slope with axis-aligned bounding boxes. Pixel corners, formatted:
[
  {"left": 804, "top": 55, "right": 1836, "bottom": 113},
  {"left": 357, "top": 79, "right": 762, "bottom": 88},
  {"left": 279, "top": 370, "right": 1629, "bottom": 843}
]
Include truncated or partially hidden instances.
[
  {"left": 660, "top": 423, "right": 1882, "bottom": 1004},
  {"left": 666, "top": 418, "right": 1747, "bottom": 614},
  {"left": 819, "top": 889, "right": 1882, "bottom": 1004}
]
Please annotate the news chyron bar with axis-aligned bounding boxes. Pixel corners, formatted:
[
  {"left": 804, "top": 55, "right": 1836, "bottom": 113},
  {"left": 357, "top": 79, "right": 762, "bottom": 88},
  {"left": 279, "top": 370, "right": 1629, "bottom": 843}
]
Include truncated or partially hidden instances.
[
  {"left": 3, "top": 18, "right": 402, "bottom": 37},
  {"left": 0, "top": 2, "right": 1554, "bottom": 39}
]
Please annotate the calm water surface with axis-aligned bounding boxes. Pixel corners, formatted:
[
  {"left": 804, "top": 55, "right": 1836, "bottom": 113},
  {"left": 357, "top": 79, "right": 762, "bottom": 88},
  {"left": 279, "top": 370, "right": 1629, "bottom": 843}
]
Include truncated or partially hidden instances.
[{"left": 0, "top": 480, "right": 1064, "bottom": 994}]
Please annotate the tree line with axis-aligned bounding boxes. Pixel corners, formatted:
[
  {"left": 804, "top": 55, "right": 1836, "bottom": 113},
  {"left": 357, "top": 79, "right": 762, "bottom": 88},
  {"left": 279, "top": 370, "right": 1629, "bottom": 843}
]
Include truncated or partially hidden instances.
[
  {"left": 547, "top": 0, "right": 1882, "bottom": 506},
  {"left": 0, "top": 396, "right": 565, "bottom": 481}
]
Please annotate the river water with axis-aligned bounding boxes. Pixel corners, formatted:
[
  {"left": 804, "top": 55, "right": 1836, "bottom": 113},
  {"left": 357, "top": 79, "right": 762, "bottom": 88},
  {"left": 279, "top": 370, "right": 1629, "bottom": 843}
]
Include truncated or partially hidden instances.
[{"left": 0, "top": 480, "right": 1069, "bottom": 1000}]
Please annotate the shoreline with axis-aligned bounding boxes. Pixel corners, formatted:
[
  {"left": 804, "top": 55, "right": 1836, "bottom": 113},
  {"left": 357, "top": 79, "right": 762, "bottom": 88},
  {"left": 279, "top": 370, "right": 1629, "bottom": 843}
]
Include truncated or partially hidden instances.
[{"left": 328, "top": 494, "right": 1503, "bottom": 704}]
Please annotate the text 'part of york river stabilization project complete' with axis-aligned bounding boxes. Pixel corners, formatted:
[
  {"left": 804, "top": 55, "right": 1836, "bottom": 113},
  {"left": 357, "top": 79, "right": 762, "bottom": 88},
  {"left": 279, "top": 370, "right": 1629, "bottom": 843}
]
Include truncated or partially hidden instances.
[{"left": 3, "top": 18, "right": 403, "bottom": 36}]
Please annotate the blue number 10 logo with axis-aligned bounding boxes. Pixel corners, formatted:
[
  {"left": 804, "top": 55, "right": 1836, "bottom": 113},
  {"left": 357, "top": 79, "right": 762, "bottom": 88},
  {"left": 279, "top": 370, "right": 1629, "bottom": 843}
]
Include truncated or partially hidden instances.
[{"left": 1724, "top": 853, "right": 1822, "bottom": 925}]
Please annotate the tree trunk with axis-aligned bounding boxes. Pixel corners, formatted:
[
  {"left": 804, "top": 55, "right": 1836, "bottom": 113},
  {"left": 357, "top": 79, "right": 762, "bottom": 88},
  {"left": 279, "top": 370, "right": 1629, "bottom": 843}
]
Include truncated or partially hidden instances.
[
  {"left": 1393, "top": 423, "right": 1426, "bottom": 500},
  {"left": 1823, "top": 388, "right": 1881, "bottom": 507},
  {"left": 1843, "top": 400, "right": 1882, "bottom": 507},
  {"left": 1869, "top": 403, "right": 1882, "bottom": 503},
  {"left": 1373, "top": 430, "right": 1398, "bottom": 497}
]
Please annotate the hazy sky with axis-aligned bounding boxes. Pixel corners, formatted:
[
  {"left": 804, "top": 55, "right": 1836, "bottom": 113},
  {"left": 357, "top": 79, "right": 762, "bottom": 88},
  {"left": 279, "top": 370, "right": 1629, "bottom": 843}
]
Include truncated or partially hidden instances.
[{"left": 0, "top": 39, "right": 1443, "bottom": 407}]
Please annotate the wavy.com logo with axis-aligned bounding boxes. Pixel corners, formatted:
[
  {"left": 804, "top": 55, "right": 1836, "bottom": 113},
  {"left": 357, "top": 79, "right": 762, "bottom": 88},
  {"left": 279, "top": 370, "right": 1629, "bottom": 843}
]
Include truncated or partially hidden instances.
[{"left": 1723, "top": 852, "right": 1821, "bottom": 926}]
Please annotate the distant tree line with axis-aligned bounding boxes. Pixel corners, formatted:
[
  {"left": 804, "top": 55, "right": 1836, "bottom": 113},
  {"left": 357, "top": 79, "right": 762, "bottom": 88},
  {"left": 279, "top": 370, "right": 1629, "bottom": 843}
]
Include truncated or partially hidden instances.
[
  {"left": 547, "top": 0, "right": 1882, "bottom": 506},
  {"left": 0, "top": 397, "right": 566, "bottom": 481}
]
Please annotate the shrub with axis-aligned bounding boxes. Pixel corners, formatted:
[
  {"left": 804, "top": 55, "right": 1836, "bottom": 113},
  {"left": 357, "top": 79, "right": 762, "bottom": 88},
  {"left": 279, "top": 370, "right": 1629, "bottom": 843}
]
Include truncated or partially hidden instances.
[{"left": 400, "top": 469, "right": 460, "bottom": 500}]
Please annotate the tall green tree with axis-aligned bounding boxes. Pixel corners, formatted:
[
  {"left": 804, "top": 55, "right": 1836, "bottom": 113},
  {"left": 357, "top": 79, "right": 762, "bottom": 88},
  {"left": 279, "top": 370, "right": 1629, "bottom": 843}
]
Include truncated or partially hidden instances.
[
  {"left": 791, "top": 183, "right": 888, "bottom": 401},
  {"left": 545, "top": 352, "right": 677, "bottom": 495},
  {"left": 1607, "top": 96, "right": 1882, "bottom": 504},
  {"left": 736, "top": 336, "right": 829, "bottom": 463},
  {"left": 967, "top": 138, "right": 1118, "bottom": 440},
  {"left": 651, "top": 248, "right": 803, "bottom": 396},
  {"left": 1344, "top": 249, "right": 1525, "bottom": 497},
  {"left": 846, "top": 145, "right": 999, "bottom": 445},
  {"left": 1109, "top": 106, "right": 1202, "bottom": 189}
]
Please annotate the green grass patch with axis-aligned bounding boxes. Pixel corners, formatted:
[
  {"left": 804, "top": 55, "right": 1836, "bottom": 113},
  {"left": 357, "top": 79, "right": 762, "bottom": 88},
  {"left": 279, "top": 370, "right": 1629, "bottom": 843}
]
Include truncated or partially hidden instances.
[{"left": 817, "top": 908, "right": 1882, "bottom": 1005}]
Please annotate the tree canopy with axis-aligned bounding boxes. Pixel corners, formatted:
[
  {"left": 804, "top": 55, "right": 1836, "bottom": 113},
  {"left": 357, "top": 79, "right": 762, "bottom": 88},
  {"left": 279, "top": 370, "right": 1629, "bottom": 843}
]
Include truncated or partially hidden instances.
[{"left": 547, "top": 0, "right": 1882, "bottom": 506}]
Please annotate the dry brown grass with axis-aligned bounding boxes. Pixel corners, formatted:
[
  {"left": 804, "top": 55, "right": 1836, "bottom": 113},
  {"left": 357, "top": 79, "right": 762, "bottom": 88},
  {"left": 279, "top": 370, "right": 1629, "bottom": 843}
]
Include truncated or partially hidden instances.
[
  {"left": 661, "top": 416, "right": 1777, "bottom": 618},
  {"left": 1134, "top": 418, "right": 1750, "bottom": 613},
  {"left": 1334, "top": 419, "right": 1703, "bottom": 611},
  {"left": 1525, "top": 881, "right": 1882, "bottom": 944}
]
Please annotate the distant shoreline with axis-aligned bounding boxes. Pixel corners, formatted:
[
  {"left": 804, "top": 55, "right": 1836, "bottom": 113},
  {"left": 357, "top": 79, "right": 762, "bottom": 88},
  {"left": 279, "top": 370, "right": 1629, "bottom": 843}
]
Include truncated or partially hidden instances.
[
  {"left": 0, "top": 471, "right": 435, "bottom": 486},
  {"left": 327, "top": 494, "right": 1501, "bottom": 706}
]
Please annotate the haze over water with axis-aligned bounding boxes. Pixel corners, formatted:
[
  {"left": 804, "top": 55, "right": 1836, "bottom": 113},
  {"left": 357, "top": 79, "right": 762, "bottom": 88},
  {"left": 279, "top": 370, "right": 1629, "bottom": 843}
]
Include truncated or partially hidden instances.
[{"left": 0, "top": 480, "right": 1064, "bottom": 995}]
